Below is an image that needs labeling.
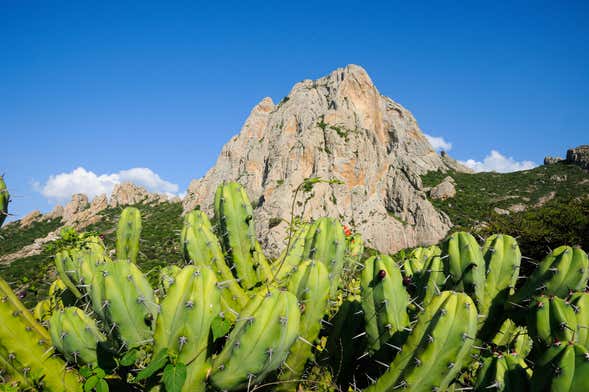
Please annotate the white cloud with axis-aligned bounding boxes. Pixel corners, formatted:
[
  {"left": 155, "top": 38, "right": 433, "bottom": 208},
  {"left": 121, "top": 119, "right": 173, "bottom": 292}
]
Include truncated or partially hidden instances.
[
  {"left": 36, "top": 167, "right": 179, "bottom": 203},
  {"left": 424, "top": 133, "right": 452, "bottom": 151},
  {"left": 460, "top": 150, "right": 537, "bottom": 173}
]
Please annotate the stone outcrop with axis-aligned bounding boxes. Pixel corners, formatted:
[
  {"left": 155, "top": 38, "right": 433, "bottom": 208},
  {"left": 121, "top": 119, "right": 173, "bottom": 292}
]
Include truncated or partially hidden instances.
[
  {"left": 430, "top": 177, "right": 456, "bottom": 200},
  {"left": 183, "top": 64, "right": 471, "bottom": 255},
  {"left": 567, "top": 145, "right": 589, "bottom": 169},
  {"left": 20, "top": 210, "right": 42, "bottom": 228},
  {"left": 62, "top": 194, "right": 89, "bottom": 222},
  {"left": 544, "top": 156, "right": 564, "bottom": 165},
  {"left": 109, "top": 182, "right": 163, "bottom": 207},
  {"left": 1, "top": 183, "right": 179, "bottom": 264}
]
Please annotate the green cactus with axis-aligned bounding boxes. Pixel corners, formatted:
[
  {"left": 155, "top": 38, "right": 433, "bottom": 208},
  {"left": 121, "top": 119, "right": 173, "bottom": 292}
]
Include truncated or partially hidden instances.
[
  {"left": 570, "top": 292, "right": 589, "bottom": 348},
  {"left": 492, "top": 319, "right": 532, "bottom": 359},
  {"left": 325, "top": 296, "right": 366, "bottom": 389},
  {"left": 90, "top": 260, "right": 158, "bottom": 349},
  {"left": 214, "top": 182, "right": 272, "bottom": 289},
  {"left": 153, "top": 265, "right": 221, "bottom": 392},
  {"left": 441, "top": 231, "right": 486, "bottom": 308},
  {"left": 157, "top": 265, "right": 182, "bottom": 296},
  {"left": 49, "top": 307, "right": 106, "bottom": 365},
  {"left": 302, "top": 217, "right": 346, "bottom": 297},
  {"left": 510, "top": 246, "right": 589, "bottom": 305},
  {"left": 278, "top": 260, "right": 330, "bottom": 386},
  {"left": 413, "top": 254, "right": 445, "bottom": 306},
  {"left": 33, "top": 279, "right": 69, "bottom": 322},
  {"left": 403, "top": 245, "right": 441, "bottom": 277},
  {"left": 181, "top": 210, "right": 248, "bottom": 313},
  {"left": 360, "top": 255, "right": 410, "bottom": 353},
  {"left": 365, "top": 291, "right": 478, "bottom": 392},
  {"left": 77, "top": 241, "right": 109, "bottom": 291},
  {"left": 481, "top": 234, "right": 521, "bottom": 315},
  {"left": 54, "top": 249, "right": 83, "bottom": 299},
  {"left": 531, "top": 342, "right": 589, "bottom": 392},
  {"left": 346, "top": 232, "right": 365, "bottom": 273},
  {"left": 528, "top": 295, "right": 578, "bottom": 347},
  {"left": 272, "top": 223, "right": 311, "bottom": 282},
  {"left": 474, "top": 352, "right": 530, "bottom": 391},
  {"left": 210, "top": 289, "right": 300, "bottom": 391},
  {"left": 0, "top": 278, "right": 81, "bottom": 391},
  {"left": 116, "top": 206, "right": 142, "bottom": 263},
  {"left": 0, "top": 175, "right": 9, "bottom": 227}
]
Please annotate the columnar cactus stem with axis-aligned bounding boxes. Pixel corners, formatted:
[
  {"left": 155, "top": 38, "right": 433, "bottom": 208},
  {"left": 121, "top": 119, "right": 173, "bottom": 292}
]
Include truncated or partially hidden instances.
[
  {"left": 442, "top": 231, "right": 486, "bottom": 308},
  {"left": 0, "top": 277, "right": 81, "bottom": 391},
  {"left": 360, "top": 255, "right": 410, "bottom": 353},
  {"left": 214, "top": 182, "right": 272, "bottom": 289},
  {"left": 474, "top": 352, "right": 530, "bottom": 391},
  {"left": 272, "top": 223, "right": 311, "bottom": 282},
  {"left": 210, "top": 289, "right": 300, "bottom": 391},
  {"left": 49, "top": 307, "right": 106, "bottom": 366},
  {"left": 302, "top": 217, "right": 346, "bottom": 297},
  {"left": 90, "top": 260, "right": 158, "bottom": 349},
  {"left": 278, "top": 260, "right": 330, "bottom": 386},
  {"left": 531, "top": 342, "right": 589, "bottom": 391},
  {"left": 365, "top": 291, "right": 478, "bottom": 392},
  {"left": 527, "top": 295, "right": 578, "bottom": 347},
  {"left": 510, "top": 246, "right": 589, "bottom": 304},
  {"left": 154, "top": 265, "right": 220, "bottom": 392},
  {"left": 181, "top": 210, "right": 248, "bottom": 312},
  {"left": 116, "top": 206, "right": 142, "bottom": 263}
]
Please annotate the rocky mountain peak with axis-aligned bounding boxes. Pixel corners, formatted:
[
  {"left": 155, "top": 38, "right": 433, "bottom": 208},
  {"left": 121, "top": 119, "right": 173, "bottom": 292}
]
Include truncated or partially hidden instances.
[{"left": 183, "top": 65, "right": 470, "bottom": 255}]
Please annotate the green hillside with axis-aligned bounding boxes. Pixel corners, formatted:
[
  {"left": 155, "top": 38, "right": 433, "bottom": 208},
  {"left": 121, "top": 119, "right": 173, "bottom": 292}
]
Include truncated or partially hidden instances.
[
  {"left": 422, "top": 162, "right": 589, "bottom": 260},
  {"left": 0, "top": 202, "right": 183, "bottom": 307}
]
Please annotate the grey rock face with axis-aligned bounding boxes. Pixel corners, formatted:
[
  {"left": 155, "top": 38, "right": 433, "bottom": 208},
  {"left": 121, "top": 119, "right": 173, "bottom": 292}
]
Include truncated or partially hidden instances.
[
  {"left": 182, "top": 64, "right": 470, "bottom": 255},
  {"left": 567, "top": 145, "right": 589, "bottom": 169},
  {"left": 430, "top": 177, "right": 456, "bottom": 200},
  {"left": 544, "top": 156, "right": 564, "bottom": 165}
]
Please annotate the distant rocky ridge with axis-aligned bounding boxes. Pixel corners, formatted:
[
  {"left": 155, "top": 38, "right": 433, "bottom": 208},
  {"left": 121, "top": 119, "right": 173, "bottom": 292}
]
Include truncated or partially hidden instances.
[
  {"left": 182, "top": 64, "right": 472, "bottom": 255},
  {"left": 0, "top": 183, "right": 177, "bottom": 263},
  {"left": 544, "top": 145, "right": 589, "bottom": 169}
]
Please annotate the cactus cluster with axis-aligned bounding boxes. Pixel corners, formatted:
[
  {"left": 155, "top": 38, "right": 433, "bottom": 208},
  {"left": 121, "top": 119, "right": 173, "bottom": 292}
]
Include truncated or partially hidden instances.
[{"left": 0, "top": 179, "right": 588, "bottom": 391}]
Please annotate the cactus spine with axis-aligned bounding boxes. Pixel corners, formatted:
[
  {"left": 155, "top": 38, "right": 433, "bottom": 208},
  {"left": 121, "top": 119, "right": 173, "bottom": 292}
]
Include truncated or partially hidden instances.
[
  {"left": 210, "top": 289, "right": 300, "bottom": 391},
  {"left": 278, "top": 260, "right": 330, "bottom": 385},
  {"left": 273, "top": 223, "right": 311, "bottom": 282},
  {"left": 90, "top": 260, "right": 158, "bottom": 349},
  {"left": 49, "top": 307, "right": 106, "bottom": 365},
  {"left": 442, "top": 231, "right": 486, "bottom": 308},
  {"left": 0, "top": 278, "right": 81, "bottom": 391},
  {"left": 214, "top": 182, "right": 272, "bottom": 289},
  {"left": 54, "top": 249, "right": 83, "bottom": 299},
  {"left": 360, "top": 255, "right": 410, "bottom": 353},
  {"left": 481, "top": 234, "right": 521, "bottom": 316},
  {"left": 366, "top": 291, "right": 478, "bottom": 392},
  {"left": 474, "top": 352, "right": 530, "bottom": 391},
  {"left": 302, "top": 217, "right": 346, "bottom": 297},
  {"left": 531, "top": 342, "right": 589, "bottom": 392},
  {"left": 511, "top": 246, "right": 589, "bottom": 304},
  {"left": 181, "top": 210, "right": 248, "bottom": 312},
  {"left": 116, "top": 206, "right": 142, "bottom": 263},
  {"left": 528, "top": 295, "right": 578, "bottom": 347},
  {"left": 154, "top": 265, "right": 221, "bottom": 392}
]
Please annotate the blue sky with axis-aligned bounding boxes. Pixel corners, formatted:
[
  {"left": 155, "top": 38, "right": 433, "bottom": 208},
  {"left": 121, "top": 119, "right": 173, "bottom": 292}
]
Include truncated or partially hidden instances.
[{"left": 2, "top": 1, "right": 588, "bottom": 220}]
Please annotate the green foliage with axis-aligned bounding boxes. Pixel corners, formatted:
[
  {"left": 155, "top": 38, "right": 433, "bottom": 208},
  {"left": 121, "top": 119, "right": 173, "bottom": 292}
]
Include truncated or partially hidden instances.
[
  {"left": 479, "top": 197, "right": 589, "bottom": 261},
  {"left": 422, "top": 163, "right": 589, "bottom": 228}
]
